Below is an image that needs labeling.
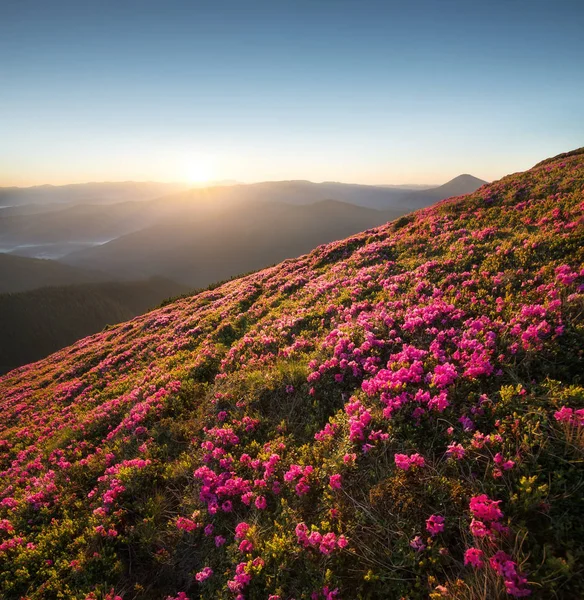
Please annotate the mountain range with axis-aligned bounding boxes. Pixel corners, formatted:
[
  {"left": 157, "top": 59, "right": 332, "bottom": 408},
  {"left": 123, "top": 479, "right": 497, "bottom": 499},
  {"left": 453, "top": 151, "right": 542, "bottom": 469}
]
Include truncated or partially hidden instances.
[
  {"left": 0, "top": 174, "right": 487, "bottom": 278},
  {"left": 0, "top": 253, "right": 108, "bottom": 293},
  {"left": 0, "top": 181, "right": 190, "bottom": 208}
]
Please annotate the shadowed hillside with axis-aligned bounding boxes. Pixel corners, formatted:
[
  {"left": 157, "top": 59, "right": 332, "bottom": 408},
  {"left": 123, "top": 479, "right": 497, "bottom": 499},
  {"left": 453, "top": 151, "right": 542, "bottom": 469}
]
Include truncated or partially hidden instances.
[
  {"left": 0, "top": 277, "right": 188, "bottom": 373},
  {"left": 0, "top": 253, "right": 110, "bottom": 293},
  {"left": 61, "top": 200, "right": 406, "bottom": 285},
  {"left": 0, "top": 149, "right": 582, "bottom": 599}
]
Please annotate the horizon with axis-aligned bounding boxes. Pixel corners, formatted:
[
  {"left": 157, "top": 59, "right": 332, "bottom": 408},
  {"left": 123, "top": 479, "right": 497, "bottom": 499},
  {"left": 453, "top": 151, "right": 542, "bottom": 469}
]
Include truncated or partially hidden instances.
[
  {"left": 1, "top": 173, "right": 485, "bottom": 191},
  {"left": 2, "top": 0, "right": 583, "bottom": 187}
]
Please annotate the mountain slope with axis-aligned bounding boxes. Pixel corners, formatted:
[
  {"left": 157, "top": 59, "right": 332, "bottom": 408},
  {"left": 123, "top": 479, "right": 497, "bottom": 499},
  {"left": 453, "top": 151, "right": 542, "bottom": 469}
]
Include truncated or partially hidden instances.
[
  {"left": 0, "top": 150, "right": 582, "bottom": 599},
  {"left": 60, "top": 200, "right": 405, "bottom": 285},
  {"left": 0, "top": 253, "right": 110, "bottom": 293},
  {"left": 0, "top": 277, "right": 189, "bottom": 374},
  {"left": 0, "top": 201, "right": 156, "bottom": 246}
]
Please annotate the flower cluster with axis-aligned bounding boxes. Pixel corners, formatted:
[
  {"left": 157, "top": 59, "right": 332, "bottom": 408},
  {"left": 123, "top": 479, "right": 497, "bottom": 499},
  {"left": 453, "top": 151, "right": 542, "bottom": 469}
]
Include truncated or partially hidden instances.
[
  {"left": 295, "top": 523, "right": 348, "bottom": 555},
  {"left": 554, "top": 406, "right": 584, "bottom": 427},
  {"left": 394, "top": 452, "right": 426, "bottom": 471}
]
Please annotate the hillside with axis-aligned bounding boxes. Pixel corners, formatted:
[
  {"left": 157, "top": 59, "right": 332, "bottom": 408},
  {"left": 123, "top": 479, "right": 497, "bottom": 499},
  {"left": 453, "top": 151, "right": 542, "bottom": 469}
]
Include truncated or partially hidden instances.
[
  {"left": 0, "top": 278, "right": 189, "bottom": 374},
  {"left": 0, "top": 253, "right": 109, "bottom": 293},
  {"left": 0, "top": 201, "right": 157, "bottom": 246},
  {"left": 0, "top": 149, "right": 582, "bottom": 599},
  {"left": 60, "top": 200, "right": 406, "bottom": 286}
]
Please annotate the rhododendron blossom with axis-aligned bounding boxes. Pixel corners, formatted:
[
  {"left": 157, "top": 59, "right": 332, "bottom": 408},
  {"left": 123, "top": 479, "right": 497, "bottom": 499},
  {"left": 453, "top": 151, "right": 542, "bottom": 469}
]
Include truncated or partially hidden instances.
[
  {"left": 394, "top": 452, "right": 425, "bottom": 471},
  {"left": 470, "top": 494, "right": 504, "bottom": 522},
  {"left": 195, "top": 567, "right": 213, "bottom": 582},
  {"left": 464, "top": 547, "right": 484, "bottom": 568},
  {"left": 426, "top": 514, "right": 445, "bottom": 536},
  {"left": 329, "top": 474, "right": 342, "bottom": 489}
]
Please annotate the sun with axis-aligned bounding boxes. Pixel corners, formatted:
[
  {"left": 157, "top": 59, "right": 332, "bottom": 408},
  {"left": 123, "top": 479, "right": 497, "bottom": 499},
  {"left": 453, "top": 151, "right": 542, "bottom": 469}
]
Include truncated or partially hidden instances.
[{"left": 184, "top": 157, "right": 215, "bottom": 185}]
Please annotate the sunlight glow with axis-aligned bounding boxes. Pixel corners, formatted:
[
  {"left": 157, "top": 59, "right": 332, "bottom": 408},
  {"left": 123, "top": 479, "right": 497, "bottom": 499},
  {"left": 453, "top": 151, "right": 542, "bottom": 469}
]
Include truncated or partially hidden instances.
[{"left": 183, "top": 156, "right": 215, "bottom": 185}]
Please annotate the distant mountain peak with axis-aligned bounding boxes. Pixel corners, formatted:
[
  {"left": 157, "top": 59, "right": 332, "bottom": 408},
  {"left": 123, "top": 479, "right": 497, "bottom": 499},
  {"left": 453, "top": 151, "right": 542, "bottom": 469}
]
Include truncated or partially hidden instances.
[
  {"left": 440, "top": 173, "right": 488, "bottom": 187},
  {"left": 399, "top": 173, "right": 488, "bottom": 209}
]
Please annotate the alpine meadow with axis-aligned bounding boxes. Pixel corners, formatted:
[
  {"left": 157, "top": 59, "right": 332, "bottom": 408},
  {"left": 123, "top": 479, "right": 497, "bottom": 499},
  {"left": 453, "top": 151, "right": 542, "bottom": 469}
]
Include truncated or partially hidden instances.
[{"left": 0, "top": 148, "right": 583, "bottom": 599}]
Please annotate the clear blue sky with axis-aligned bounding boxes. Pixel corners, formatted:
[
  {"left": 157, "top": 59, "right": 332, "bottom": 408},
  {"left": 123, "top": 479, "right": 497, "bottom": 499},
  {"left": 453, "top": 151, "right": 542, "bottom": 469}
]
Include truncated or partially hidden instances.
[{"left": 1, "top": 0, "right": 583, "bottom": 186}]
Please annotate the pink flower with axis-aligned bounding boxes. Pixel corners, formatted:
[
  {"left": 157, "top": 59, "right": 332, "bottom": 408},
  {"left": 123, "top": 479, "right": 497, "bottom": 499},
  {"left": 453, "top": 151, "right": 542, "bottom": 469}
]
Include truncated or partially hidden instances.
[
  {"left": 343, "top": 453, "right": 357, "bottom": 464},
  {"left": 505, "top": 579, "right": 531, "bottom": 597},
  {"left": 410, "top": 535, "right": 426, "bottom": 551},
  {"left": 214, "top": 535, "right": 226, "bottom": 547},
  {"left": 432, "top": 362, "right": 458, "bottom": 388},
  {"left": 469, "top": 494, "right": 504, "bottom": 522},
  {"left": 394, "top": 454, "right": 411, "bottom": 470},
  {"left": 469, "top": 519, "right": 490, "bottom": 537},
  {"left": 195, "top": 566, "right": 213, "bottom": 582},
  {"left": 0, "top": 520, "right": 14, "bottom": 533},
  {"left": 308, "top": 531, "right": 322, "bottom": 546},
  {"left": 445, "top": 442, "right": 465, "bottom": 460},
  {"left": 295, "top": 522, "right": 309, "bottom": 545},
  {"left": 238, "top": 539, "right": 253, "bottom": 553},
  {"left": 554, "top": 406, "right": 583, "bottom": 426},
  {"left": 409, "top": 453, "right": 425, "bottom": 467},
  {"left": 554, "top": 406, "right": 574, "bottom": 423},
  {"left": 464, "top": 547, "right": 484, "bottom": 568},
  {"left": 235, "top": 522, "right": 250, "bottom": 539},
  {"left": 425, "top": 514, "right": 445, "bottom": 536},
  {"left": 494, "top": 452, "right": 515, "bottom": 471},
  {"left": 319, "top": 532, "right": 337, "bottom": 555},
  {"left": 394, "top": 452, "right": 425, "bottom": 471},
  {"left": 295, "top": 479, "right": 311, "bottom": 496},
  {"left": 254, "top": 495, "right": 267, "bottom": 510},
  {"left": 329, "top": 474, "right": 342, "bottom": 490}
]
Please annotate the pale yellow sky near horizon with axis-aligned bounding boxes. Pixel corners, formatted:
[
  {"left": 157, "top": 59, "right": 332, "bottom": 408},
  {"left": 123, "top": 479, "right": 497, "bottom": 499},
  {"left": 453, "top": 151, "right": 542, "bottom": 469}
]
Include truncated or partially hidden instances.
[
  {"left": 0, "top": 155, "right": 525, "bottom": 189},
  {"left": 0, "top": 139, "right": 572, "bottom": 189}
]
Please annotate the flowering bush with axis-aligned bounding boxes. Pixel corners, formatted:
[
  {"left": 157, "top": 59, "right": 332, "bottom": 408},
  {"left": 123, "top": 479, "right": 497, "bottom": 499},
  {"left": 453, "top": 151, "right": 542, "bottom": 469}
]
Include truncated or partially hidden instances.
[{"left": 0, "top": 148, "right": 583, "bottom": 598}]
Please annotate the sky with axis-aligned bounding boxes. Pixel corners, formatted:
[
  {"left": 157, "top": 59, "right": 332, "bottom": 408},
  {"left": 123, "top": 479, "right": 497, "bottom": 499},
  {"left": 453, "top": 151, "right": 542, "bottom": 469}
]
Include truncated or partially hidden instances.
[{"left": 1, "top": 0, "right": 583, "bottom": 187}]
